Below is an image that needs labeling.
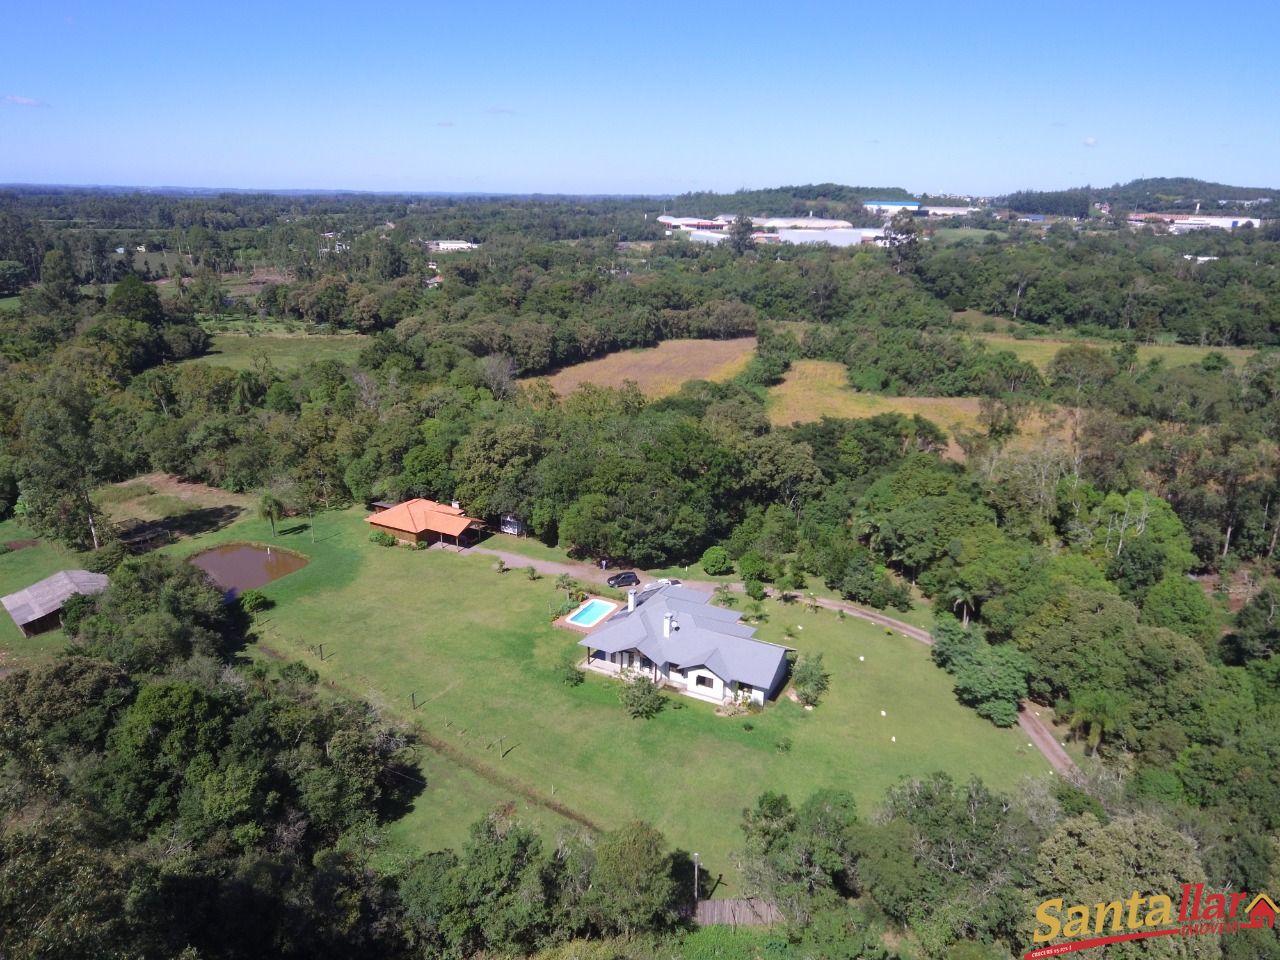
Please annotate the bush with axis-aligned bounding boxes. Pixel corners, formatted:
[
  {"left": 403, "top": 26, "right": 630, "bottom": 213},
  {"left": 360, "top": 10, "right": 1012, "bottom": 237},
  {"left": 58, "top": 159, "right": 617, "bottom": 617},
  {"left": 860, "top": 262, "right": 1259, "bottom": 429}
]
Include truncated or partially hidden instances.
[
  {"left": 525, "top": 565, "right": 541, "bottom": 581},
  {"left": 792, "top": 653, "right": 830, "bottom": 707},
  {"left": 775, "top": 736, "right": 793, "bottom": 753},
  {"left": 619, "top": 673, "right": 666, "bottom": 719},
  {"left": 737, "top": 551, "right": 772, "bottom": 583},
  {"left": 558, "top": 648, "right": 584, "bottom": 687},
  {"left": 743, "top": 579, "right": 767, "bottom": 602},
  {"left": 84, "top": 541, "right": 130, "bottom": 574},
  {"left": 238, "top": 589, "right": 274, "bottom": 614},
  {"left": 699, "top": 545, "right": 733, "bottom": 576},
  {"left": 369, "top": 530, "right": 397, "bottom": 547}
]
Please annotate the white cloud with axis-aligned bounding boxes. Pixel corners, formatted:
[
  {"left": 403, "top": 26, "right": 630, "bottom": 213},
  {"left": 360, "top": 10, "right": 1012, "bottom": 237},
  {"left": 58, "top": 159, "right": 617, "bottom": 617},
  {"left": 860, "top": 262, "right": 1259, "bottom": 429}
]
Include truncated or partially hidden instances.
[
  {"left": 1083, "top": 135, "right": 1098, "bottom": 147},
  {"left": 3, "top": 94, "right": 49, "bottom": 107}
]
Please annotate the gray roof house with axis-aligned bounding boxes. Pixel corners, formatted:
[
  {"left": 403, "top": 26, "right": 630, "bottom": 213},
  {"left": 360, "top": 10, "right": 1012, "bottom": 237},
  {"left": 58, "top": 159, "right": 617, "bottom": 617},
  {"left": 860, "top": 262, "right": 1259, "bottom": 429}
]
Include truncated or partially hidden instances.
[
  {"left": 579, "top": 584, "right": 790, "bottom": 706},
  {"left": 1, "top": 569, "right": 109, "bottom": 637}
]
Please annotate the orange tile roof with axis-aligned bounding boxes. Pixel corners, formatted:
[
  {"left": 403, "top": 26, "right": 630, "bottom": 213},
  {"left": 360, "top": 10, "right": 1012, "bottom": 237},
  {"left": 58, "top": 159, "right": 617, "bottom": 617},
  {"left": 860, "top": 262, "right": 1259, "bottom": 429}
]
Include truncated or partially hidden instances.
[{"left": 365, "top": 498, "right": 481, "bottom": 537}]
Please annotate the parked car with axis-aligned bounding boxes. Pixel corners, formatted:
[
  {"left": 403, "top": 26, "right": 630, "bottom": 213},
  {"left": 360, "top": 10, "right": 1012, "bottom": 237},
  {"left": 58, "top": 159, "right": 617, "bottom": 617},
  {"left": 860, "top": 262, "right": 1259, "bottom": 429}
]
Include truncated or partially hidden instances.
[{"left": 607, "top": 571, "right": 640, "bottom": 588}]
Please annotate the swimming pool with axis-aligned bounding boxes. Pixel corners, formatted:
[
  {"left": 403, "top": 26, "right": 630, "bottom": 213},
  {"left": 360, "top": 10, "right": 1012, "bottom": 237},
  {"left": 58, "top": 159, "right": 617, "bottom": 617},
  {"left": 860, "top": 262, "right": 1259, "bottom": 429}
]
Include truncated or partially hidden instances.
[{"left": 567, "top": 598, "right": 618, "bottom": 628}]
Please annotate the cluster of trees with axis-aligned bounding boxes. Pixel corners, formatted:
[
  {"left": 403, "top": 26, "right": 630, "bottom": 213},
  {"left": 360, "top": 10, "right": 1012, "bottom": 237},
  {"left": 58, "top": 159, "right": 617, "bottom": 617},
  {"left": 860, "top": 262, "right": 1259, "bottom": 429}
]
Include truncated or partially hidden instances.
[
  {"left": 1001, "top": 176, "right": 1280, "bottom": 216},
  {"left": 920, "top": 229, "right": 1280, "bottom": 345},
  {"left": 736, "top": 772, "right": 1277, "bottom": 959}
]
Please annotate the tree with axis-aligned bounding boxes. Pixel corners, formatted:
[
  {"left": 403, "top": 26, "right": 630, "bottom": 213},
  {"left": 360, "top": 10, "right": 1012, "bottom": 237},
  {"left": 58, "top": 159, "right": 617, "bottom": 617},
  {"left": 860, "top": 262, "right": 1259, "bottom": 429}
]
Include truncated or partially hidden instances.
[
  {"left": 619, "top": 672, "right": 666, "bottom": 719},
  {"left": 1028, "top": 814, "right": 1216, "bottom": 959},
  {"left": 18, "top": 374, "right": 113, "bottom": 549},
  {"left": 885, "top": 210, "right": 921, "bottom": 275},
  {"left": 0, "top": 259, "right": 26, "bottom": 296},
  {"left": 700, "top": 545, "right": 733, "bottom": 576},
  {"left": 589, "top": 821, "right": 677, "bottom": 937},
  {"left": 1139, "top": 574, "right": 1215, "bottom": 646},
  {"left": 792, "top": 653, "right": 830, "bottom": 707},
  {"left": 258, "top": 493, "right": 285, "bottom": 537},
  {"left": 729, "top": 216, "right": 756, "bottom": 255},
  {"left": 106, "top": 273, "right": 164, "bottom": 326}
]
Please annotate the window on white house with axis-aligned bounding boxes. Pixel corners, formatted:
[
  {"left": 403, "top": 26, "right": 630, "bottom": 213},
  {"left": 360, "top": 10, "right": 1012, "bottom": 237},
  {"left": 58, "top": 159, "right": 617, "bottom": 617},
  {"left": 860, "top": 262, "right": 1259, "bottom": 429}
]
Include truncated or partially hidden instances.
[{"left": 695, "top": 675, "right": 714, "bottom": 689}]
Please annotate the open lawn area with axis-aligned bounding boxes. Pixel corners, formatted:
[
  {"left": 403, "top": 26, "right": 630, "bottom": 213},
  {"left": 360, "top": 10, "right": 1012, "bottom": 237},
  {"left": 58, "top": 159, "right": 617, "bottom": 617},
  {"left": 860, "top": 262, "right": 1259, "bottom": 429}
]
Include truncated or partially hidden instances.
[
  {"left": 187, "top": 333, "right": 368, "bottom": 372},
  {"left": 158, "top": 509, "right": 1047, "bottom": 890},
  {"left": 0, "top": 519, "right": 83, "bottom": 668},
  {"left": 0, "top": 295, "right": 20, "bottom": 312},
  {"left": 529, "top": 337, "right": 756, "bottom": 398}
]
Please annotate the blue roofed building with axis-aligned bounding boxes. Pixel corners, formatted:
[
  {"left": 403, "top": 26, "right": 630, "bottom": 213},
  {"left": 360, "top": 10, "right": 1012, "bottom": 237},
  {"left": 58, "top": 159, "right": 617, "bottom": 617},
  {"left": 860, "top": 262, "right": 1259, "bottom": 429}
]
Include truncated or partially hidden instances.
[{"left": 579, "top": 584, "right": 791, "bottom": 706}]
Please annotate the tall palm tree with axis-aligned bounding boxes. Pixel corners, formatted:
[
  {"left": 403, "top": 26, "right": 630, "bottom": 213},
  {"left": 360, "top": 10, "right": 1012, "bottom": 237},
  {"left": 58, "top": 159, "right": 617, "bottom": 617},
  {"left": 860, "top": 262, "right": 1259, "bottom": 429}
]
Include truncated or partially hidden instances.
[
  {"left": 258, "top": 493, "right": 285, "bottom": 538},
  {"left": 1070, "top": 689, "right": 1126, "bottom": 756}
]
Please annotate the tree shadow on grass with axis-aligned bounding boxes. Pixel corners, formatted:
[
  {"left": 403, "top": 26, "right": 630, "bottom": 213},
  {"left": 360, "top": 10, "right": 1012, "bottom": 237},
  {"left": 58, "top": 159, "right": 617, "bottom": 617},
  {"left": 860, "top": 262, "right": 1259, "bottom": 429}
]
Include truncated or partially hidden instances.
[{"left": 162, "top": 505, "right": 244, "bottom": 539}]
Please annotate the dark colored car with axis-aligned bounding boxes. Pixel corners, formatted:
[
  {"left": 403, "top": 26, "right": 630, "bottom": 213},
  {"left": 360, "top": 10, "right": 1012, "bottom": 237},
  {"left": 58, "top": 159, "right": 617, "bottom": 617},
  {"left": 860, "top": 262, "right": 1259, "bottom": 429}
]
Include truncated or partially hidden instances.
[{"left": 607, "top": 571, "right": 640, "bottom": 588}]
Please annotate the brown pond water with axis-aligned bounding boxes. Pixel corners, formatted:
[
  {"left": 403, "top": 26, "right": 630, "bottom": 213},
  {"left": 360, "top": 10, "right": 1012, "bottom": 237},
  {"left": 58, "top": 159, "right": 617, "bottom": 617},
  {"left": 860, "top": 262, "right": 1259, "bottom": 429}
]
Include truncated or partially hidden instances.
[{"left": 190, "top": 544, "right": 308, "bottom": 595}]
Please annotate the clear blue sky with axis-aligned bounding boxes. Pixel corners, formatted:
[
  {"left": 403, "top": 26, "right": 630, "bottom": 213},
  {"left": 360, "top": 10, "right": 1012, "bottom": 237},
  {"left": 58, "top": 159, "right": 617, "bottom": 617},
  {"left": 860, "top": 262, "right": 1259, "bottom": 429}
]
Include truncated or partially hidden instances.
[{"left": 2, "top": 0, "right": 1276, "bottom": 195}]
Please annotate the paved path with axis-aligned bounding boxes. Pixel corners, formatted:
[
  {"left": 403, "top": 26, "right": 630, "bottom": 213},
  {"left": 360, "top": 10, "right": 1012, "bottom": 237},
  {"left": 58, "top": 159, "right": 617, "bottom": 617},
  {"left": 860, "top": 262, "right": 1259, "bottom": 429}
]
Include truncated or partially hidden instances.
[{"left": 467, "top": 543, "right": 1080, "bottom": 779}]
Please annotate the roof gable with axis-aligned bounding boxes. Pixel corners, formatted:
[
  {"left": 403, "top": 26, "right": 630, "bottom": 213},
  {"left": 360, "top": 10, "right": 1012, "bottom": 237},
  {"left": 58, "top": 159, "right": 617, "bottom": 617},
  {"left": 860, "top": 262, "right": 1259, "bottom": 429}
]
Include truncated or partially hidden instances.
[
  {"left": 365, "top": 498, "right": 481, "bottom": 537},
  {"left": 1, "top": 570, "right": 110, "bottom": 628}
]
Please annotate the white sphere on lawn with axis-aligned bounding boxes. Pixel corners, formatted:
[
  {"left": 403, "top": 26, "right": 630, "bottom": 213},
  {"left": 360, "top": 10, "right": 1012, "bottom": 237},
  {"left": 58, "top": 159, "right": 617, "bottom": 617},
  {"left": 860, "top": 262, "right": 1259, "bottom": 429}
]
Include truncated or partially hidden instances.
[{"left": 880, "top": 710, "right": 886, "bottom": 717}]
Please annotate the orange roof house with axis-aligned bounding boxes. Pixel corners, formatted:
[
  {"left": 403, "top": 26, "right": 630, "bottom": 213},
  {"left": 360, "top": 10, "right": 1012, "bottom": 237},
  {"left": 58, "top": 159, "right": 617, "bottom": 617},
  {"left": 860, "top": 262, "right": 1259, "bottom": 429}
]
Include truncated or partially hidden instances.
[
  {"left": 365, "top": 499, "right": 484, "bottom": 547},
  {"left": 1245, "top": 893, "right": 1277, "bottom": 929}
]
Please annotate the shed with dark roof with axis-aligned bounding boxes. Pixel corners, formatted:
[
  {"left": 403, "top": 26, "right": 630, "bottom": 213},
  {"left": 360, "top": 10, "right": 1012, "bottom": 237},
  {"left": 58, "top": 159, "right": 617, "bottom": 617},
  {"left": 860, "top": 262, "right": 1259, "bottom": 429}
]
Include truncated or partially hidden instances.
[{"left": 2, "top": 570, "right": 109, "bottom": 637}]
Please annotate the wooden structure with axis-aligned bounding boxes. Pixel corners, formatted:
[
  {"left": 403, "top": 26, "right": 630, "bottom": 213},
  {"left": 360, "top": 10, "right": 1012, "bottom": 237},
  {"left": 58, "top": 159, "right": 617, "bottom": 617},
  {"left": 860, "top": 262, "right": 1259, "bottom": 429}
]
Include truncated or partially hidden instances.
[
  {"left": 694, "top": 898, "right": 782, "bottom": 926},
  {"left": 364, "top": 498, "right": 484, "bottom": 548},
  {"left": 1, "top": 570, "right": 109, "bottom": 637}
]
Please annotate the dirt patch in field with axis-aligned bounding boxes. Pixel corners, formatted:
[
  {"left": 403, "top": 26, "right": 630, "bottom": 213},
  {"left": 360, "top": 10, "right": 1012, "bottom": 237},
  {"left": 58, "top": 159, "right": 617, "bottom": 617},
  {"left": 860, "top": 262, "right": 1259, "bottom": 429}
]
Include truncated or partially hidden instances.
[
  {"left": 4, "top": 539, "right": 39, "bottom": 552},
  {"left": 532, "top": 337, "right": 756, "bottom": 398}
]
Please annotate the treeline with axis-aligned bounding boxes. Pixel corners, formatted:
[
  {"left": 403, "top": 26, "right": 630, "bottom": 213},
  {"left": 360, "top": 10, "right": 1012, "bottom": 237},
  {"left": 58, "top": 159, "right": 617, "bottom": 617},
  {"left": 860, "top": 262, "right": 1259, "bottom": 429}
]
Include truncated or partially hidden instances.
[
  {"left": 919, "top": 229, "right": 1280, "bottom": 345},
  {"left": 668, "top": 182, "right": 913, "bottom": 221},
  {"left": 1001, "top": 176, "right": 1280, "bottom": 215}
]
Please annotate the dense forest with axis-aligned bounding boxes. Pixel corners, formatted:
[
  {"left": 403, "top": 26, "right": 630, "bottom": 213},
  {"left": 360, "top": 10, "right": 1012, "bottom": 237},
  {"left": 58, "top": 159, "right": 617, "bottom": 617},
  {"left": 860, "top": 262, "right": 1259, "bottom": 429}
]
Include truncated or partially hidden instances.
[{"left": 2, "top": 185, "right": 1279, "bottom": 958}]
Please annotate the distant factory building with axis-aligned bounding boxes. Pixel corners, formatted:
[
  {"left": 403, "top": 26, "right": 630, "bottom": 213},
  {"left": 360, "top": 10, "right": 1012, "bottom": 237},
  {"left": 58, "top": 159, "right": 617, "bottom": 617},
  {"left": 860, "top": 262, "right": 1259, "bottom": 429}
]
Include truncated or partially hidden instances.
[
  {"left": 1129, "top": 213, "right": 1263, "bottom": 233},
  {"left": 922, "top": 205, "right": 981, "bottom": 217},
  {"left": 863, "top": 200, "right": 920, "bottom": 217}
]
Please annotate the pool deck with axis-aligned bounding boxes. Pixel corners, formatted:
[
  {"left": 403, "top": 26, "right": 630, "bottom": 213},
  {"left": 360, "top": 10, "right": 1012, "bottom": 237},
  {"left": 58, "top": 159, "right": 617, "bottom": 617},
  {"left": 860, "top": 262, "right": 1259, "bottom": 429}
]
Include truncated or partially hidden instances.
[{"left": 555, "top": 596, "right": 620, "bottom": 634}]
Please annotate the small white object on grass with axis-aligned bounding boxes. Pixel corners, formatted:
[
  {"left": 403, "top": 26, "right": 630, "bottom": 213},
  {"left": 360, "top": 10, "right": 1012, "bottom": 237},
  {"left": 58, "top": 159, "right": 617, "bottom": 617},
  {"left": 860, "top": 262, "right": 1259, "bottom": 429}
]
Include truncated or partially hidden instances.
[
  {"left": 880, "top": 710, "right": 887, "bottom": 717},
  {"left": 858, "top": 655, "right": 865, "bottom": 662},
  {"left": 891, "top": 736, "right": 896, "bottom": 742},
  {"left": 797, "top": 625, "right": 803, "bottom": 630},
  {"left": 1027, "top": 743, "right": 1033, "bottom": 748}
]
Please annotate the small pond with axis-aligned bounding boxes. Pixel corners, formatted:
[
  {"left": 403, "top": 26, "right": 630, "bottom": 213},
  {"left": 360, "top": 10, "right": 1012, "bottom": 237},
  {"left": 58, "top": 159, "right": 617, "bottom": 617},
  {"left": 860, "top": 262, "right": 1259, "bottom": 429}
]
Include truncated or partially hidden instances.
[{"left": 190, "top": 543, "right": 308, "bottom": 596}]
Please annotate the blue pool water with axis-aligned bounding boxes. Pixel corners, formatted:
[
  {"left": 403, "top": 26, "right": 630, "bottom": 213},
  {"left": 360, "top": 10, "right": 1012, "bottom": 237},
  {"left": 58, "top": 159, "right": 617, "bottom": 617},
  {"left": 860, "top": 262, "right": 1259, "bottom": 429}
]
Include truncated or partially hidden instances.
[{"left": 567, "top": 598, "right": 617, "bottom": 627}]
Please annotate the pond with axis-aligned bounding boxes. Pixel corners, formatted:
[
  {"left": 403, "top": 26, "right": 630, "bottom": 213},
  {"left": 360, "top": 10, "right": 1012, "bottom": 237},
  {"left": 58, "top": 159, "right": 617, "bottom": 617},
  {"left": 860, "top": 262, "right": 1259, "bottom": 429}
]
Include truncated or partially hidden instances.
[{"left": 190, "top": 543, "right": 308, "bottom": 596}]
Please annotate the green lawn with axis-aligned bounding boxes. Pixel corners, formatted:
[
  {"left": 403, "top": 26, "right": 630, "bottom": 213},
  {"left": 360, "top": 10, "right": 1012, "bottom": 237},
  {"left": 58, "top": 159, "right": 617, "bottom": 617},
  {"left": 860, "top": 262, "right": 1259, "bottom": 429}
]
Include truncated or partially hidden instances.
[
  {"left": 0, "top": 519, "right": 85, "bottom": 666},
  {"left": 1, "top": 506, "right": 1048, "bottom": 885},
  {"left": 186, "top": 333, "right": 368, "bottom": 372},
  {"left": 0, "top": 295, "right": 20, "bottom": 312},
  {"left": 164, "top": 509, "right": 1046, "bottom": 890}
]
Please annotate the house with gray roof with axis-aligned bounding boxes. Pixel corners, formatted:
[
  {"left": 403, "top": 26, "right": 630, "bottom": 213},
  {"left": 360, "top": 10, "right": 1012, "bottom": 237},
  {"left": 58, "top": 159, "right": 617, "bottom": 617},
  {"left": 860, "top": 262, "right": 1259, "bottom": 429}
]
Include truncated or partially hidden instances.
[
  {"left": 1, "top": 569, "right": 109, "bottom": 637},
  {"left": 579, "top": 584, "right": 790, "bottom": 706}
]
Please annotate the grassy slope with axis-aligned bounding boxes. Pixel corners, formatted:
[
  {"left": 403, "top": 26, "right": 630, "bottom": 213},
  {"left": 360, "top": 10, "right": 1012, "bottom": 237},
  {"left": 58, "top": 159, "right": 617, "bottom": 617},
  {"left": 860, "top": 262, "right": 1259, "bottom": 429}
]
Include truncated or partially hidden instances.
[
  {"left": 166, "top": 509, "right": 1046, "bottom": 889},
  {"left": 187, "top": 333, "right": 367, "bottom": 372}
]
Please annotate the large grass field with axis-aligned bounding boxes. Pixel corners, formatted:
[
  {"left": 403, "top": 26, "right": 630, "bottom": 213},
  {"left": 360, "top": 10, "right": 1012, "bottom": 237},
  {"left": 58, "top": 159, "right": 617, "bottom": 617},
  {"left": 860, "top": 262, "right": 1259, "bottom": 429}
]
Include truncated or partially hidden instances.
[
  {"left": 158, "top": 509, "right": 1047, "bottom": 891},
  {"left": 767, "top": 360, "right": 1068, "bottom": 460},
  {"left": 530, "top": 337, "right": 756, "bottom": 398},
  {"left": 187, "top": 333, "right": 368, "bottom": 372},
  {"left": 973, "top": 332, "right": 1258, "bottom": 371}
]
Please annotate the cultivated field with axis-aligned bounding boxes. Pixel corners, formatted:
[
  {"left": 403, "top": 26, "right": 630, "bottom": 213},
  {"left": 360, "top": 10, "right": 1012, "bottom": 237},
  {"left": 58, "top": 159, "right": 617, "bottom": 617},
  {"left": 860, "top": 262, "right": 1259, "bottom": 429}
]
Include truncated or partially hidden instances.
[
  {"left": 188, "top": 333, "right": 368, "bottom": 372},
  {"left": 532, "top": 337, "right": 756, "bottom": 398}
]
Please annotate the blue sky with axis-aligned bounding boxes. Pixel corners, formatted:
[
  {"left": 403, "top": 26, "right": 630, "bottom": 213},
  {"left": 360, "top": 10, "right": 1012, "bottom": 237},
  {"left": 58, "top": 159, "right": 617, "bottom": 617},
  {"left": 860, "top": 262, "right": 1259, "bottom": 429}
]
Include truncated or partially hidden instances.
[{"left": 2, "top": 0, "right": 1277, "bottom": 195}]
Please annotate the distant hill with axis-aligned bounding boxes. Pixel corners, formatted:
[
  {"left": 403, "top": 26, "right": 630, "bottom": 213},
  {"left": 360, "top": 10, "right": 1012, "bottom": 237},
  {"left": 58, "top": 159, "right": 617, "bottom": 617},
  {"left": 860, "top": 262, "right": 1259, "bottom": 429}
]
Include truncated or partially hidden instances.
[
  {"left": 1002, "top": 177, "right": 1279, "bottom": 217},
  {"left": 666, "top": 183, "right": 916, "bottom": 220}
]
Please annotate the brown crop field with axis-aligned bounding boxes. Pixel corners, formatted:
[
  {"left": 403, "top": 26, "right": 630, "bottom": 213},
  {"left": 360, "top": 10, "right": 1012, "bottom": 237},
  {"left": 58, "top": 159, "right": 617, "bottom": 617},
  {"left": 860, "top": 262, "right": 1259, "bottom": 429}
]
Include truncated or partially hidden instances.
[
  {"left": 531, "top": 337, "right": 756, "bottom": 397},
  {"left": 768, "top": 360, "right": 1068, "bottom": 460}
]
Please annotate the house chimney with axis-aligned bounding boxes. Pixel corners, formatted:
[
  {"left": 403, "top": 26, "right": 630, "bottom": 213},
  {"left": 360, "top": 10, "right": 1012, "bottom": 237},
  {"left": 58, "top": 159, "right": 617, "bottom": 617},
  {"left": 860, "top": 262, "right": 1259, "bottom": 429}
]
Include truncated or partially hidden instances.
[
  {"left": 663, "top": 612, "right": 673, "bottom": 638},
  {"left": 627, "top": 589, "right": 636, "bottom": 612},
  {"left": 451, "top": 500, "right": 461, "bottom": 510}
]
